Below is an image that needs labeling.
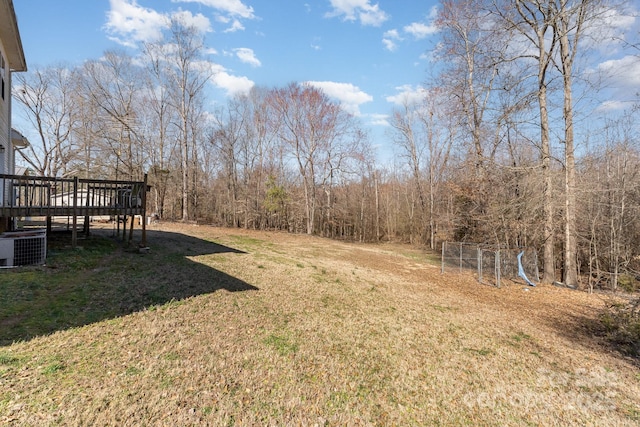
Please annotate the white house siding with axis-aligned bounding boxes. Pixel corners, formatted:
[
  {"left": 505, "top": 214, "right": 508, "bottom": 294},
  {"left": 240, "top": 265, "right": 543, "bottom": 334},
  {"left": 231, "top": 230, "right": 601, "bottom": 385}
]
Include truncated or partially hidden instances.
[
  {"left": 0, "top": 0, "right": 27, "bottom": 233},
  {"left": 0, "top": 45, "right": 8, "bottom": 206}
]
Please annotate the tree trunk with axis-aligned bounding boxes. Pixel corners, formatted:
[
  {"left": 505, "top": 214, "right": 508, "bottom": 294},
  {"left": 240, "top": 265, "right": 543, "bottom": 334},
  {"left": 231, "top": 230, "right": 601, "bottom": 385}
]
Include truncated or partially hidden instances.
[
  {"left": 181, "top": 134, "right": 189, "bottom": 221},
  {"left": 559, "top": 35, "right": 578, "bottom": 287},
  {"left": 540, "top": 77, "right": 555, "bottom": 284},
  {"left": 374, "top": 170, "right": 380, "bottom": 242}
]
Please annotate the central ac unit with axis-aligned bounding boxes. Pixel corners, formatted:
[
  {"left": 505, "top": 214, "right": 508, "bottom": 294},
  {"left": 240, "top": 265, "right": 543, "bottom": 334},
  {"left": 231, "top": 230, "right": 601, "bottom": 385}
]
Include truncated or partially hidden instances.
[{"left": 0, "top": 229, "right": 47, "bottom": 267}]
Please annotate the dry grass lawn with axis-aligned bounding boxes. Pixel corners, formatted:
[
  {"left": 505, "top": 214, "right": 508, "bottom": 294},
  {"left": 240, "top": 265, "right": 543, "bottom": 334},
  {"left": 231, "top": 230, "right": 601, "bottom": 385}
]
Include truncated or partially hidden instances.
[{"left": 1, "top": 222, "right": 639, "bottom": 426}]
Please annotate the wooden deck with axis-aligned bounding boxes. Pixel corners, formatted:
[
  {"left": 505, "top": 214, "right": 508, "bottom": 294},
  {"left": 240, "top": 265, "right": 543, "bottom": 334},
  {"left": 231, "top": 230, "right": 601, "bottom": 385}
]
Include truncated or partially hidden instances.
[{"left": 0, "top": 174, "right": 148, "bottom": 247}]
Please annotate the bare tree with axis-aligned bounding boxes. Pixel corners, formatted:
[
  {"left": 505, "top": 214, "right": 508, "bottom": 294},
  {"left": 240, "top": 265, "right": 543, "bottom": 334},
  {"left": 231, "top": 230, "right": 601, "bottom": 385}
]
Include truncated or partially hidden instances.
[
  {"left": 13, "top": 65, "right": 80, "bottom": 176},
  {"left": 579, "top": 113, "right": 640, "bottom": 291},
  {"left": 435, "top": 0, "right": 517, "bottom": 244},
  {"left": 71, "top": 87, "right": 107, "bottom": 179},
  {"left": 146, "top": 18, "right": 214, "bottom": 221},
  {"left": 551, "top": 0, "right": 604, "bottom": 287},
  {"left": 247, "top": 86, "right": 280, "bottom": 229},
  {"left": 81, "top": 51, "right": 145, "bottom": 180},
  {"left": 494, "top": 0, "right": 559, "bottom": 283},
  {"left": 436, "top": 0, "right": 503, "bottom": 175},
  {"left": 268, "top": 83, "right": 364, "bottom": 235},
  {"left": 419, "top": 89, "right": 454, "bottom": 249},
  {"left": 389, "top": 96, "right": 428, "bottom": 244},
  {"left": 141, "top": 42, "right": 179, "bottom": 218},
  {"left": 210, "top": 96, "right": 250, "bottom": 227},
  {"left": 318, "top": 122, "right": 367, "bottom": 239}
]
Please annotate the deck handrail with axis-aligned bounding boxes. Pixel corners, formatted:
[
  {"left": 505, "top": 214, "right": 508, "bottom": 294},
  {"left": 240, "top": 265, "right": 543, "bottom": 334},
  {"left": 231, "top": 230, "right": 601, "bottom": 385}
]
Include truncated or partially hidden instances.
[
  {"left": 0, "top": 173, "right": 148, "bottom": 247},
  {"left": 0, "top": 173, "right": 146, "bottom": 186},
  {"left": 0, "top": 174, "right": 146, "bottom": 212}
]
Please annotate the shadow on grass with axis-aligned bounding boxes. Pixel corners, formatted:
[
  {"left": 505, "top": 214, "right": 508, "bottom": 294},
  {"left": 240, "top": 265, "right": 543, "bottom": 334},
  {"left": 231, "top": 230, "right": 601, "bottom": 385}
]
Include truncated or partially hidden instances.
[
  {"left": 0, "top": 228, "right": 258, "bottom": 346},
  {"left": 540, "top": 299, "right": 640, "bottom": 366}
]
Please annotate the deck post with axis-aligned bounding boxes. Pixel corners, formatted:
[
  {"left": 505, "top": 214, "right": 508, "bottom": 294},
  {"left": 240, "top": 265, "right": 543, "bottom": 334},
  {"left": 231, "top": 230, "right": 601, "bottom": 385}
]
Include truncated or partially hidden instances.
[
  {"left": 72, "top": 176, "right": 78, "bottom": 248},
  {"left": 46, "top": 184, "right": 52, "bottom": 235},
  {"left": 116, "top": 205, "right": 121, "bottom": 239},
  {"left": 128, "top": 202, "right": 134, "bottom": 245},
  {"left": 84, "top": 182, "right": 90, "bottom": 237},
  {"left": 141, "top": 173, "right": 147, "bottom": 247}
]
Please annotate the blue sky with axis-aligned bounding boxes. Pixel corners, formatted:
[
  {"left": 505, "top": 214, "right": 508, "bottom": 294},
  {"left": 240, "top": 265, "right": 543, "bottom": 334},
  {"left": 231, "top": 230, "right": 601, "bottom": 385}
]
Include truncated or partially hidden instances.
[{"left": 11, "top": 0, "right": 640, "bottom": 160}]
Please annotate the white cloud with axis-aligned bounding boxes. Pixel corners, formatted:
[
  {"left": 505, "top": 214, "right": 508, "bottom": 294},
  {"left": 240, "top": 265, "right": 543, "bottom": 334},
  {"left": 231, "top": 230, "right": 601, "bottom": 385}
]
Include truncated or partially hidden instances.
[
  {"left": 145, "top": 59, "right": 251, "bottom": 96},
  {"left": 384, "top": 29, "right": 401, "bottom": 39},
  {"left": 369, "top": 113, "right": 390, "bottom": 126},
  {"left": 359, "top": 4, "right": 388, "bottom": 26},
  {"left": 105, "top": 0, "right": 170, "bottom": 46},
  {"left": 403, "top": 21, "right": 438, "bottom": 40},
  {"left": 590, "top": 55, "right": 640, "bottom": 112},
  {"left": 234, "top": 48, "right": 261, "bottom": 67},
  {"left": 382, "top": 6, "right": 438, "bottom": 51},
  {"left": 601, "top": 8, "right": 636, "bottom": 31},
  {"left": 193, "top": 59, "right": 219, "bottom": 73},
  {"left": 382, "top": 38, "right": 396, "bottom": 51},
  {"left": 105, "top": 0, "right": 216, "bottom": 46},
  {"left": 173, "top": 0, "right": 255, "bottom": 19},
  {"left": 209, "top": 62, "right": 254, "bottom": 95},
  {"left": 587, "top": 8, "right": 637, "bottom": 39},
  {"left": 382, "top": 29, "right": 401, "bottom": 51},
  {"left": 174, "top": 0, "right": 254, "bottom": 33},
  {"left": 224, "top": 19, "right": 245, "bottom": 32},
  {"left": 403, "top": 6, "right": 439, "bottom": 40},
  {"left": 171, "top": 10, "right": 212, "bottom": 33},
  {"left": 213, "top": 71, "right": 255, "bottom": 96},
  {"left": 590, "top": 7, "right": 636, "bottom": 53},
  {"left": 597, "top": 55, "right": 640, "bottom": 88},
  {"left": 386, "top": 85, "right": 426, "bottom": 106},
  {"left": 305, "top": 81, "right": 373, "bottom": 115},
  {"left": 595, "top": 100, "right": 630, "bottom": 112},
  {"left": 326, "top": 0, "right": 389, "bottom": 27}
]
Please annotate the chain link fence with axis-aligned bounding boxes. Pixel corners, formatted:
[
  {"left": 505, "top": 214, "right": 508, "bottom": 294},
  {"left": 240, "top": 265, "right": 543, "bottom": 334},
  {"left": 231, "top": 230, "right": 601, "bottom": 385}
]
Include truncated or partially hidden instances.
[{"left": 441, "top": 242, "right": 539, "bottom": 288}]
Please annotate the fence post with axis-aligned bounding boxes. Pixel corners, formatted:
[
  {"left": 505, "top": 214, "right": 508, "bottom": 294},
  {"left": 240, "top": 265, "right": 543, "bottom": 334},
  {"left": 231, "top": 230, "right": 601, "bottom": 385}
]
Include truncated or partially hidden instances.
[
  {"left": 141, "top": 174, "right": 147, "bottom": 247},
  {"left": 441, "top": 241, "right": 445, "bottom": 274},
  {"left": 459, "top": 242, "right": 463, "bottom": 272},
  {"left": 128, "top": 187, "right": 135, "bottom": 246}
]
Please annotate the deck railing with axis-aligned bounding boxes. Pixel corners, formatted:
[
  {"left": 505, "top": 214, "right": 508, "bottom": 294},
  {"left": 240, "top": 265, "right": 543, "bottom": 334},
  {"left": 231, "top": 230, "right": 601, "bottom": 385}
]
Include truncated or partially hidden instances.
[
  {"left": 0, "top": 174, "right": 148, "bottom": 246},
  {"left": 0, "top": 174, "right": 145, "bottom": 216}
]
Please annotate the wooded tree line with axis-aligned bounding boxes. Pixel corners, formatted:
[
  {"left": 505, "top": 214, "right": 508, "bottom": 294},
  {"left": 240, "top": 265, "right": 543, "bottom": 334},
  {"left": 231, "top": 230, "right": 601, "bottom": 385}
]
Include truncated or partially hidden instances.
[{"left": 12, "top": 0, "right": 640, "bottom": 290}]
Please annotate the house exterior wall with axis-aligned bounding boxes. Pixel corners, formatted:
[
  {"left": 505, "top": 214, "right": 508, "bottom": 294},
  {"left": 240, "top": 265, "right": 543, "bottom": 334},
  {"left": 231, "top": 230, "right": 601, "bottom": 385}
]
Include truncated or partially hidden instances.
[
  {"left": 1, "top": 0, "right": 27, "bottom": 183},
  {"left": 0, "top": 44, "right": 9, "bottom": 208},
  {"left": 0, "top": 44, "right": 9, "bottom": 177},
  {"left": 0, "top": 0, "right": 27, "bottom": 231}
]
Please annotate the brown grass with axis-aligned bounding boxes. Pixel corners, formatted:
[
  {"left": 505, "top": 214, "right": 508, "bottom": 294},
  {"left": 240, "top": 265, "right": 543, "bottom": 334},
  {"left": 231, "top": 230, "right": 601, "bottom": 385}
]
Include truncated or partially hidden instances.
[{"left": 1, "top": 222, "right": 639, "bottom": 426}]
